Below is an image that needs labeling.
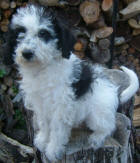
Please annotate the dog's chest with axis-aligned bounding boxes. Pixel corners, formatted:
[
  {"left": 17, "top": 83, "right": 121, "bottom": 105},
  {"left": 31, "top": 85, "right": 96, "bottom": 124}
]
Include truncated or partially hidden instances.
[{"left": 21, "top": 72, "right": 72, "bottom": 111}]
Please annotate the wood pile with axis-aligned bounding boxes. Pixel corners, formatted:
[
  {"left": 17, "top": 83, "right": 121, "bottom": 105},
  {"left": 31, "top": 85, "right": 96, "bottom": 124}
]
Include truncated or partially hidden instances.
[
  {"left": 134, "top": 94, "right": 140, "bottom": 158},
  {"left": 0, "top": 0, "right": 140, "bottom": 162},
  {"left": 0, "top": 0, "right": 28, "bottom": 33}
]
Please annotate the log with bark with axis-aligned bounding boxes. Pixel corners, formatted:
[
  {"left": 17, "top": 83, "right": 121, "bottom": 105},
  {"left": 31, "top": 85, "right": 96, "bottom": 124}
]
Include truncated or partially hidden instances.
[
  {"left": 120, "top": 0, "right": 140, "bottom": 19},
  {"left": 0, "top": 132, "right": 34, "bottom": 162}
]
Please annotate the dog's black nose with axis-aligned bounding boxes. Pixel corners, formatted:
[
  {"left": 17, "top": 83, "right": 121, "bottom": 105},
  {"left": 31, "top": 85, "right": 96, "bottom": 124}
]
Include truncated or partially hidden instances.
[{"left": 22, "top": 50, "right": 33, "bottom": 60}]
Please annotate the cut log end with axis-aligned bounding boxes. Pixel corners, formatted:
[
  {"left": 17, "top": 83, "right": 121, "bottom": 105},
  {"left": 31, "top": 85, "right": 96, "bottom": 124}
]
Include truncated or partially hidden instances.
[{"left": 79, "top": 1, "right": 100, "bottom": 24}]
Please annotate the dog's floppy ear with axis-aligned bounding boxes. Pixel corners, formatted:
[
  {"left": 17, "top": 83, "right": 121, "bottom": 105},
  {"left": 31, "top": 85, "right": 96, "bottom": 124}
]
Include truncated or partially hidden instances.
[
  {"left": 53, "top": 17, "right": 76, "bottom": 58},
  {"left": 2, "top": 26, "right": 17, "bottom": 65}
]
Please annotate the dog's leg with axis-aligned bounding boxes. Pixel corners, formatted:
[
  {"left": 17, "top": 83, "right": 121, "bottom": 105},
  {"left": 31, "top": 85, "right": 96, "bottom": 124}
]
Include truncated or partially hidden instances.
[
  {"left": 86, "top": 111, "right": 116, "bottom": 150},
  {"left": 24, "top": 98, "right": 49, "bottom": 152},
  {"left": 86, "top": 79, "right": 119, "bottom": 150},
  {"left": 33, "top": 113, "right": 49, "bottom": 152},
  {"left": 45, "top": 112, "right": 72, "bottom": 161}
]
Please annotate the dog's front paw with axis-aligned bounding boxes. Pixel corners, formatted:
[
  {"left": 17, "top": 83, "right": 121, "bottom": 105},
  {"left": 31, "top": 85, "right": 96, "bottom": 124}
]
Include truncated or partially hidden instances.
[
  {"left": 88, "top": 134, "right": 104, "bottom": 150},
  {"left": 45, "top": 143, "right": 65, "bottom": 162},
  {"left": 34, "top": 132, "right": 47, "bottom": 152}
]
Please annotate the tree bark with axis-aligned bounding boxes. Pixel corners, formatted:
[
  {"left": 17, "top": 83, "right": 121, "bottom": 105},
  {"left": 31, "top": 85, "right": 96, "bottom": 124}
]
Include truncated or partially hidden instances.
[{"left": 0, "top": 132, "right": 34, "bottom": 163}]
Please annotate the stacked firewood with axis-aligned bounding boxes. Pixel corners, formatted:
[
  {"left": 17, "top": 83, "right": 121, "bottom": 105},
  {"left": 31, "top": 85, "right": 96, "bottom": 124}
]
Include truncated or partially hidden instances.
[
  {"left": 118, "top": 0, "right": 140, "bottom": 159},
  {"left": 0, "top": 0, "right": 28, "bottom": 33}
]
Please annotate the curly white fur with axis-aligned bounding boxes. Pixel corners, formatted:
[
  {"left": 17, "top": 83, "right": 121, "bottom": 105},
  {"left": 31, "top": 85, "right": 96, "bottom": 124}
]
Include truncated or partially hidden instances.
[{"left": 10, "top": 4, "right": 139, "bottom": 161}]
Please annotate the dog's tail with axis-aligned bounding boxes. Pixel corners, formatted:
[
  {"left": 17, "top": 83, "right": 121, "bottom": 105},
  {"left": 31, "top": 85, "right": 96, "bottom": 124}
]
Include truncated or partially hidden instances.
[{"left": 120, "top": 66, "right": 139, "bottom": 104}]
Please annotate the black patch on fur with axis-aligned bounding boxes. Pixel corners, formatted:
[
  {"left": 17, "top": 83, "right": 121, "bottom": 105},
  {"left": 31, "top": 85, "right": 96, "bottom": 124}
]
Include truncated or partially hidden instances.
[
  {"left": 52, "top": 17, "right": 76, "bottom": 58},
  {"left": 38, "top": 29, "right": 53, "bottom": 42},
  {"left": 3, "top": 26, "right": 26, "bottom": 65},
  {"left": 15, "top": 26, "right": 26, "bottom": 34},
  {"left": 72, "top": 63, "right": 93, "bottom": 99},
  {"left": 37, "top": 6, "right": 76, "bottom": 58}
]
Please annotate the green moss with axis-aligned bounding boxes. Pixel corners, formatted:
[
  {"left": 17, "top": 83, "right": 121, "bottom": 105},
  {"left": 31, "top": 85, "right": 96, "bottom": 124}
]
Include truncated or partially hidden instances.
[
  {"left": 14, "top": 109, "right": 26, "bottom": 130},
  {"left": 0, "top": 69, "right": 6, "bottom": 78},
  {"left": 12, "top": 86, "right": 19, "bottom": 94}
]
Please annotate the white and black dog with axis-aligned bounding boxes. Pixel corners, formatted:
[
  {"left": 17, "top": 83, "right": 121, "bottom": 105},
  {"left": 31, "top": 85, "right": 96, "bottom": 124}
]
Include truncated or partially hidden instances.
[{"left": 3, "top": 4, "right": 139, "bottom": 161}]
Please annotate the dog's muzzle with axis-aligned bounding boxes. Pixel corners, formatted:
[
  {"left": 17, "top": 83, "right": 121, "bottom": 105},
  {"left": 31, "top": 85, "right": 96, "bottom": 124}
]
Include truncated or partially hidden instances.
[{"left": 22, "top": 50, "right": 34, "bottom": 60}]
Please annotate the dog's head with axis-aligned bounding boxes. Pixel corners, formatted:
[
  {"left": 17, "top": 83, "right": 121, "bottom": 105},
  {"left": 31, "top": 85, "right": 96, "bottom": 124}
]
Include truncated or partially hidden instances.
[{"left": 3, "top": 4, "right": 76, "bottom": 67}]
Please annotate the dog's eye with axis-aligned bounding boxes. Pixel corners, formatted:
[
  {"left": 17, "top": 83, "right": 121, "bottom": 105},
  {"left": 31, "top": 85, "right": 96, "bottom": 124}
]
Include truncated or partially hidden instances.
[
  {"left": 38, "top": 29, "right": 49, "bottom": 37},
  {"left": 15, "top": 26, "right": 26, "bottom": 35},
  {"left": 38, "top": 29, "right": 52, "bottom": 41}
]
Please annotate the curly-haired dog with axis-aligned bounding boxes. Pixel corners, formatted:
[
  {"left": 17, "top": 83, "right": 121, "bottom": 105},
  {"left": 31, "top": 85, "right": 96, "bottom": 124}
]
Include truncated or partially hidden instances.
[{"left": 4, "top": 4, "right": 139, "bottom": 161}]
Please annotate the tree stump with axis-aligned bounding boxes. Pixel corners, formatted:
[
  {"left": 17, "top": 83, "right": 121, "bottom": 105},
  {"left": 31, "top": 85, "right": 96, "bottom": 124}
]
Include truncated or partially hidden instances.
[{"left": 24, "top": 99, "right": 135, "bottom": 163}]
